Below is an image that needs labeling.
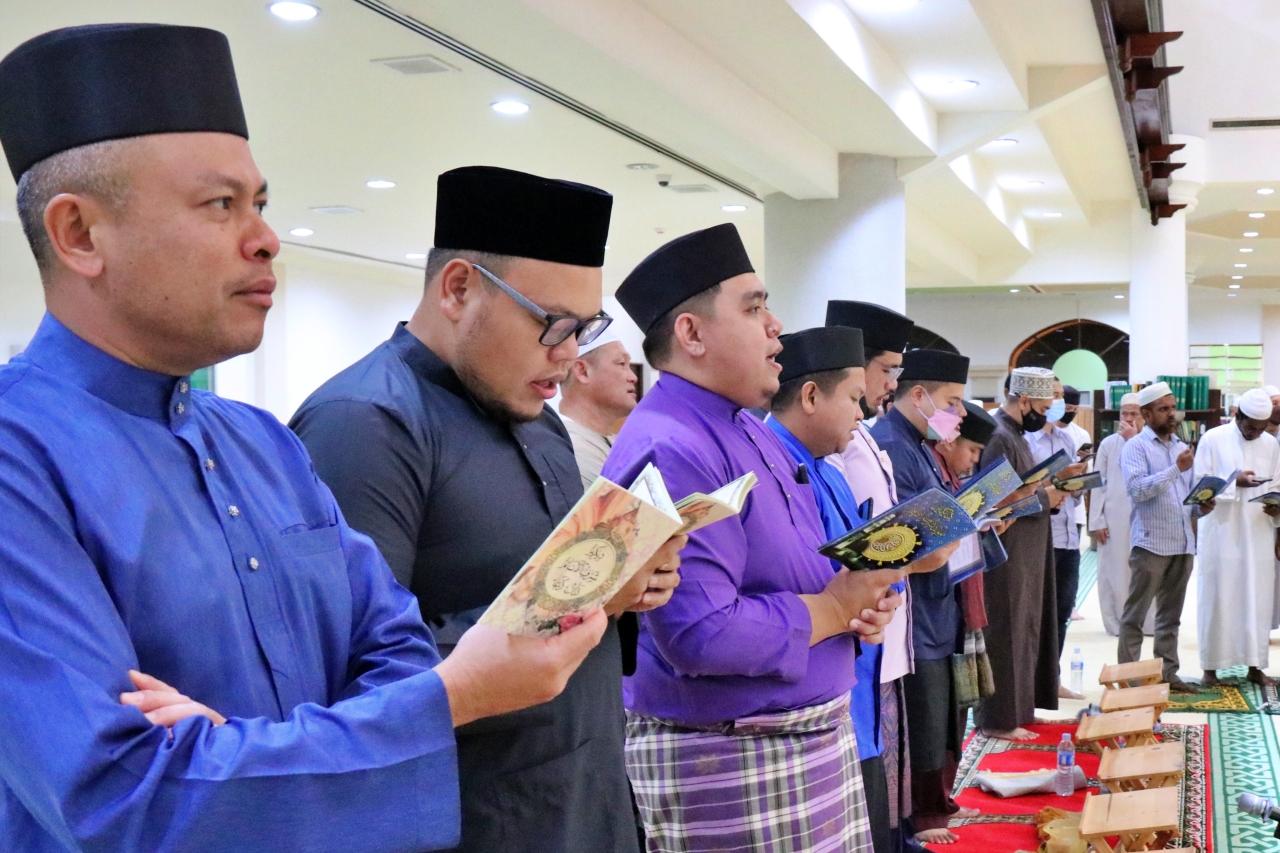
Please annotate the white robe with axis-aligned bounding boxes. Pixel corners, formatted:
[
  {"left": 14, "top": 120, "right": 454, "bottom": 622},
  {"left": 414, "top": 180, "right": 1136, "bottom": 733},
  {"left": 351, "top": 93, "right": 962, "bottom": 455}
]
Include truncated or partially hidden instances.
[
  {"left": 1194, "top": 422, "right": 1280, "bottom": 671},
  {"left": 1089, "top": 432, "right": 1153, "bottom": 636}
]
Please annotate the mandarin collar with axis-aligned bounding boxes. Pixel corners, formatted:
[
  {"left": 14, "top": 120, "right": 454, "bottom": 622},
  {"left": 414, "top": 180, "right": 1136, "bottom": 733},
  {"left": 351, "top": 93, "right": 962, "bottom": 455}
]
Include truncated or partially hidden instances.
[
  {"left": 996, "top": 407, "right": 1024, "bottom": 435},
  {"left": 389, "top": 322, "right": 468, "bottom": 399},
  {"left": 657, "top": 372, "right": 742, "bottom": 421},
  {"left": 20, "top": 313, "right": 189, "bottom": 423},
  {"left": 886, "top": 405, "right": 925, "bottom": 442},
  {"left": 764, "top": 415, "right": 817, "bottom": 468}
]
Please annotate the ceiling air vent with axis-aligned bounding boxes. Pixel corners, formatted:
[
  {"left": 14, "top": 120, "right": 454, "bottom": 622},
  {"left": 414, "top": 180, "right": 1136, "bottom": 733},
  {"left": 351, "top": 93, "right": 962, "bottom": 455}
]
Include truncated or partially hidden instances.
[
  {"left": 374, "top": 55, "right": 460, "bottom": 75},
  {"left": 669, "top": 184, "right": 716, "bottom": 194},
  {"left": 1211, "top": 118, "right": 1280, "bottom": 130}
]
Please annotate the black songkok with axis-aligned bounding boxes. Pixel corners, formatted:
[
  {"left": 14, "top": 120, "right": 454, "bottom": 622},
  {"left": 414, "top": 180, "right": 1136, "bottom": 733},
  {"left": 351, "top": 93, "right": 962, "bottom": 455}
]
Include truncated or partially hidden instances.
[
  {"left": 434, "top": 166, "right": 612, "bottom": 267},
  {"left": 959, "top": 401, "right": 997, "bottom": 445},
  {"left": 899, "top": 348, "right": 970, "bottom": 384},
  {"left": 0, "top": 24, "right": 248, "bottom": 180},
  {"left": 776, "top": 327, "right": 865, "bottom": 385},
  {"left": 1063, "top": 385, "right": 1081, "bottom": 405},
  {"left": 617, "top": 223, "right": 755, "bottom": 333},
  {"left": 825, "top": 301, "right": 915, "bottom": 354}
]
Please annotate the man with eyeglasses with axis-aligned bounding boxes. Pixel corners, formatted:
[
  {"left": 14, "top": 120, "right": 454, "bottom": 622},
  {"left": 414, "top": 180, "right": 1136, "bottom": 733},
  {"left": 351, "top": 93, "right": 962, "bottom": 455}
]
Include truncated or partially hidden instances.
[{"left": 291, "top": 166, "right": 685, "bottom": 853}]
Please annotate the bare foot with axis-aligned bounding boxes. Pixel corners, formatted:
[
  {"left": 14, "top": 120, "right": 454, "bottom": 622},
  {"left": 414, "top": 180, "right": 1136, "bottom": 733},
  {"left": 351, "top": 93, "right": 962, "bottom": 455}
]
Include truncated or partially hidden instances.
[
  {"left": 916, "top": 828, "right": 958, "bottom": 845},
  {"left": 954, "top": 806, "right": 980, "bottom": 819},
  {"left": 1070, "top": 609, "right": 1085, "bottom": 621},
  {"left": 1248, "top": 667, "right": 1272, "bottom": 686},
  {"left": 984, "top": 726, "right": 1036, "bottom": 741},
  {"left": 1202, "top": 670, "right": 1222, "bottom": 687},
  {"left": 1058, "top": 684, "right": 1084, "bottom": 700}
]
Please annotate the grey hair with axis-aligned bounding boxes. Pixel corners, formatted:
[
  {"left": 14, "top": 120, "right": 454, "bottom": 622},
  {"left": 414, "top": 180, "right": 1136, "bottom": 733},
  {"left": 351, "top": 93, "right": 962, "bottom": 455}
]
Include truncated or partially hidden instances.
[
  {"left": 15, "top": 138, "right": 141, "bottom": 280},
  {"left": 424, "top": 247, "right": 515, "bottom": 287}
]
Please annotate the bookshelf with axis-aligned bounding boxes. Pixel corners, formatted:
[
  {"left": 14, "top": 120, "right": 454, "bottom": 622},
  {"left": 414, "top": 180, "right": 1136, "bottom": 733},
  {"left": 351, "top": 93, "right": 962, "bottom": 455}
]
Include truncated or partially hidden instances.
[{"left": 1090, "top": 387, "right": 1224, "bottom": 445}]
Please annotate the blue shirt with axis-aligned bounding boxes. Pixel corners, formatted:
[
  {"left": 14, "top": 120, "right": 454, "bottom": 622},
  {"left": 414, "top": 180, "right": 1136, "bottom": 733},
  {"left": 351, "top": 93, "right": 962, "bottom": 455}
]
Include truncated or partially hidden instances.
[
  {"left": 765, "top": 417, "right": 884, "bottom": 759},
  {"left": 870, "top": 408, "right": 961, "bottom": 660},
  {"left": 1026, "top": 427, "right": 1081, "bottom": 549},
  {"left": 0, "top": 315, "right": 458, "bottom": 853},
  {"left": 1120, "top": 425, "right": 1197, "bottom": 556}
]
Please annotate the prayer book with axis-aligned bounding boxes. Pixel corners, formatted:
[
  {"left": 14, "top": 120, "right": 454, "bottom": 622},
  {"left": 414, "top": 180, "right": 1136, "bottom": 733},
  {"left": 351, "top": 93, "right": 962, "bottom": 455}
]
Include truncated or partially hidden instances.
[
  {"left": 1183, "top": 469, "right": 1241, "bottom": 506},
  {"left": 1248, "top": 492, "right": 1280, "bottom": 507},
  {"left": 479, "top": 466, "right": 757, "bottom": 637},
  {"left": 954, "top": 457, "right": 1020, "bottom": 519},
  {"left": 976, "top": 493, "right": 1042, "bottom": 525},
  {"left": 1020, "top": 449, "right": 1070, "bottom": 485},
  {"left": 1051, "top": 471, "right": 1104, "bottom": 493},
  {"left": 818, "top": 487, "right": 977, "bottom": 571}
]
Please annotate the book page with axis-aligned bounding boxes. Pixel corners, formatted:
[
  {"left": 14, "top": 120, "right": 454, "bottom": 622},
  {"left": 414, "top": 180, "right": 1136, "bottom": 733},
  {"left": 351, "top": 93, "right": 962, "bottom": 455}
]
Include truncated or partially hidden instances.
[{"left": 672, "top": 472, "right": 758, "bottom": 534}]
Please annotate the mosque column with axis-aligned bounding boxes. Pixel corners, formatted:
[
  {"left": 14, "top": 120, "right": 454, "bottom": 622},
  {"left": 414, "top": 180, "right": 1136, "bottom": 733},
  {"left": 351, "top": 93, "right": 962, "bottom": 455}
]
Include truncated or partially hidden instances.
[
  {"left": 1127, "top": 134, "right": 1205, "bottom": 384},
  {"left": 763, "top": 154, "right": 906, "bottom": 330}
]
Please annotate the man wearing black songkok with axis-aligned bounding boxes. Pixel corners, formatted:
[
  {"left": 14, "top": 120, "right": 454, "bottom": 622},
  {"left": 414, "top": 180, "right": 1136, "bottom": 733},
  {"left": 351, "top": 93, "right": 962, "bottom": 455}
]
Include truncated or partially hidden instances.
[{"left": 292, "top": 165, "right": 686, "bottom": 853}]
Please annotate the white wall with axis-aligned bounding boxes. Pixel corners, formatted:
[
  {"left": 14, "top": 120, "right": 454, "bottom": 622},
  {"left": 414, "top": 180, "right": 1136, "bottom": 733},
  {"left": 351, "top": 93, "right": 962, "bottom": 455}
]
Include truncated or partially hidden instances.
[{"left": 0, "top": 219, "right": 45, "bottom": 360}]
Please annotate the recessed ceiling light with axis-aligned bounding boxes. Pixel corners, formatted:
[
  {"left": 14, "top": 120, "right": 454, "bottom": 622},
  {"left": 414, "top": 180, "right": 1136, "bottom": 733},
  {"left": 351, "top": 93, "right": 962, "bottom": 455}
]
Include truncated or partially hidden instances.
[
  {"left": 722, "top": 204, "right": 747, "bottom": 212},
  {"left": 1115, "top": 294, "right": 1125, "bottom": 299},
  {"left": 1236, "top": 263, "right": 1248, "bottom": 267},
  {"left": 1009, "top": 288, "right": 1020, "bottom": 293},
  {"left": 491, "top": 100, "right": 530, "bottom": 115},
  {"left": 289, "top": 227, "right": 314, "bottom": 237},
  {"left": 406, "top": 253, "right": 426, "bottom": 260},
  {"left": 1241, "top": 247, "right": 1254, "bottom": 252},
  {"left": 1023, "top": 180, "right": 1044, "bottom": 188},
  {"left": 1251, "top": 212, "right": 1267, "bottom": 218},
  {"left": 270, "top": 2, "right": 319, "bottom": 21},
  {"left": 1043, "top": 212, "right": 1063, "bottom": 218},
  {"left": 852, "top": 0, "right": 919, "bottom": 10},
  {"left": 943, "top": 79, "right": 980, "bottom": 91},
  {"left": 1231, "top": 284, "right": 1242, "bottom": 289},
  {"left": 1233, "top": 275, "right": 1244, "bottom": 280},
  {"left": 310, "top": 205, "right": 362, "bottom": 215},
  {"left": 987, "top": 138, "right": 1018, "bottom": 148},
  {"left": 1245, "top": 231, "right": 1259, "bottom": 237},
  {"left": 1260, "top": 188, "right": 1276, "bottom": 195},
  {"left": 1230, "top": 293, "right": 1239, "bottom": 297},
  {"left": 627, "top": 163, "right": 659, "bottom": 171},
  {"left": 366, "top": 179, "right": 396, "bottom": 189}
]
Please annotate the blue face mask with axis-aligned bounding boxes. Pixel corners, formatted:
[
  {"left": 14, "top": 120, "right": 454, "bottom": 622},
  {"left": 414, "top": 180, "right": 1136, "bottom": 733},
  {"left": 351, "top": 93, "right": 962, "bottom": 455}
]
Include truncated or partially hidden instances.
[{"left": 1046, "top": 399, "right": 1066, "bottom": 424}]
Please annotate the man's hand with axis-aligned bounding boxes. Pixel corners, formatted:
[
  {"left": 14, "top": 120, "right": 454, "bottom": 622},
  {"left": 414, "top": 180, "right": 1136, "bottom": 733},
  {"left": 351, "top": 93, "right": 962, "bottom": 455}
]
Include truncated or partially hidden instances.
[
  {"left": 1058, "top": 462, "right": 1088, "bottom": 480},
  {"left": 119, "top": 670, "right": 226, "bottom": 728},
  {"left": 1119, "top": 420, "right": 1139, "bottom": 440},
  {"left": 605, "top": 534, "right": 687, "bottom": 616},
  {"left": 800, "top": 568, "right": 905, "bottom": 646},
  {"left": 1177, "top": 447, "right": 1194, "bottom": 472},
  {"left": 904, "top": 540, "right": 961, "bottom": 575},
  {"left": 1198, "top": 497, "right": 1216, "bottom": 515},
  {"left": 1237, "top": 470, "right": 1260, "bottom": 488},
  {"left": 996, "top": 482, "right": 1038, "bottom": 508},
  {"left": 1045, "top": 485, "right": 1067, "bottom": 510},
  {"left": 1263, "top": 504, "right": 1280, "bottom": 518},
  {"left": 851, "top": 586, "right": 902, "bottom": 646},
  {"left": 992, "top": 519, "right": 1013, "bottom": 536},
  {"left": 436, "top": 610, "right": 608, "bottom": 728},
  {"left": 1094, "top": 527, "right": 1110, "bottom": 545}
]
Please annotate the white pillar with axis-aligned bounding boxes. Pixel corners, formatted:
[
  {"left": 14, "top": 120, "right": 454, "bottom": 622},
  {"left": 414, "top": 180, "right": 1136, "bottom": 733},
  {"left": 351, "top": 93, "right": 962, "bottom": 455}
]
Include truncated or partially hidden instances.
[
  {"left": 1127, "top": 134, "right": 1204, "bottom": 384},
  {"left": 763, "top": 153, "right": 905, "bottom": 330}
]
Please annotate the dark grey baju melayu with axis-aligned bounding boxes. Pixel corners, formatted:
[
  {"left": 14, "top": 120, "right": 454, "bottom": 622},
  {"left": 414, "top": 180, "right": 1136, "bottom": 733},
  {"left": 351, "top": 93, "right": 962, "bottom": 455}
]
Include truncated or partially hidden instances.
[
  {"left": 291, "top": 323, "right": 636, "bottom": 853},
  {"left": 974, "top": 409, "right": 1060, "bottom": 732}
]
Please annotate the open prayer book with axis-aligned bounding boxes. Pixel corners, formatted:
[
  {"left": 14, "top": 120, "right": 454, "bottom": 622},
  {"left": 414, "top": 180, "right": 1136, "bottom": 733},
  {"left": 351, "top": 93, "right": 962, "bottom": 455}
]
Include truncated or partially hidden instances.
[
  {"left": 1250, "top": 492, "right": 1280, "bottom": 508},
  {"left": 479, "top": 467, "right": 757, "bottom": 637},
  {"left": 1020, "top": 449, "right": 1070, "bottom": 485},
  {"left": 955, "top": 457, "right": 1020, "bottom": 519},
  {"left": 977, "top": 493, "right": 1042, "bottom": 526},
  {"left": 819, "top": 487, "right": 977, "bottom": 571},
  {"left": 1183, "top": 469, "right": 1241, "bottom": 506},
  {"left": 1051, "top": 471, "right": 1103, "bottom": 493}
]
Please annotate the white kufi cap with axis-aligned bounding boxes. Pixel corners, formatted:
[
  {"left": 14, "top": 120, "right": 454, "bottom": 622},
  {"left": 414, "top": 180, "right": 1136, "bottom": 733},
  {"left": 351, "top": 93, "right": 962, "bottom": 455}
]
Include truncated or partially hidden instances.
[
  {"left": 1239, "top": 387, "right": 1274, "bottom": 420},
  {"left": 576, "top": 329, "right": 622, "bottom": 357},
  {"left": 1119, "top": 392, "right": 1141, "bottom": 408},
  {"left": 1136, "top": 381, "right": 1173, "bottom": 407}
]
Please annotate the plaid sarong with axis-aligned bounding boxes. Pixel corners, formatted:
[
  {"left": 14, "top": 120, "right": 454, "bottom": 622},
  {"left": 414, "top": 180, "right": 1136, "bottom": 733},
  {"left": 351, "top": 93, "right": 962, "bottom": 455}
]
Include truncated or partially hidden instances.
[{"left": 625, "top": 694, "right": 872, "bottom": 853}]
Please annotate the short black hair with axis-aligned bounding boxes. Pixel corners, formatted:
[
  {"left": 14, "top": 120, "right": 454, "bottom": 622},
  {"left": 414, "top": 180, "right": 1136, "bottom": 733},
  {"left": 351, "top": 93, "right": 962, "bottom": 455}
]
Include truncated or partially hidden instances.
[
  {"left": 424, "top": 247, "right": 513, "bottom": 285},
  {"left": 893, "top": 379, "right": 948, "bottom": 402},
  {"left": 865, "top": 347, "right": 892, "bottom": 364},
  {"left": 771, "top": 368, "right": 851, "bottom": 414},
  {"left": 642, "top": 284, "right": 721, "bottom": 368}
]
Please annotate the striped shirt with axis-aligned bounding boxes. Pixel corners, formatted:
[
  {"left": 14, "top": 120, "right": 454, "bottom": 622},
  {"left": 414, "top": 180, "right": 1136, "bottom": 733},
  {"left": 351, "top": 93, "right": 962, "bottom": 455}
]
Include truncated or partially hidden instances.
[{"left": 1119, "top": 425, "right": 1197, "bottom": 556}]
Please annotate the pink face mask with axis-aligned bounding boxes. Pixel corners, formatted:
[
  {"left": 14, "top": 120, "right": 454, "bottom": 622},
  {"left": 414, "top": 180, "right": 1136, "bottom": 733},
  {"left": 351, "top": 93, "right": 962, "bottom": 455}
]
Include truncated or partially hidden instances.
[{"left": 917, "top": 394, "right": 963, "bottom": 443}]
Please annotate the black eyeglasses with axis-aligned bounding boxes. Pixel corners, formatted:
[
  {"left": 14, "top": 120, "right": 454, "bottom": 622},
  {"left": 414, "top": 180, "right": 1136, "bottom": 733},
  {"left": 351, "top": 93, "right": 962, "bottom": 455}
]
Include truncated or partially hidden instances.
[{"left": 473, "top": 264, "right": 613, "bottom": 347}]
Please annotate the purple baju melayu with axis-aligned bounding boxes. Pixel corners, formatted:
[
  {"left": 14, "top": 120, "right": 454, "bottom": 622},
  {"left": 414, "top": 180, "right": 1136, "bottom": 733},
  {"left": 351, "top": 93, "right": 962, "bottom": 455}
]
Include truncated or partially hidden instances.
[{"left": 603, "top": 373, "right": 870, "bottom": 853}]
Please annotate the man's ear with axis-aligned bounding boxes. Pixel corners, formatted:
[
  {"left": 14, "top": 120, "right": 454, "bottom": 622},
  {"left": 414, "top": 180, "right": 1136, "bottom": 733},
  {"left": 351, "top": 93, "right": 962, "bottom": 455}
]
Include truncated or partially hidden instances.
[
  {"left": 43, "top": 193, "right": 110, "bottom": 281},
  {"left": 571, "top": 358, "right": 590, "bottom": 384},
  {"left": 436, "top": 260, "right": 477, "bottom": 323},
  {"left": 800, "top": 381, "right": 820, "bottom": 415},
  {"left": 672, "top": 312, "right": 706, "bottom": 359}
]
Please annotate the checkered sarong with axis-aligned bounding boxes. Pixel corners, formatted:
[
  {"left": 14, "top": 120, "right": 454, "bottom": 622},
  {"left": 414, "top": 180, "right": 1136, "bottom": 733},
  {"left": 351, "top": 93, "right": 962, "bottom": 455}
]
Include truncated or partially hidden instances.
[{"left": 625, "top": 694, "right": 871, "bottom": 853}]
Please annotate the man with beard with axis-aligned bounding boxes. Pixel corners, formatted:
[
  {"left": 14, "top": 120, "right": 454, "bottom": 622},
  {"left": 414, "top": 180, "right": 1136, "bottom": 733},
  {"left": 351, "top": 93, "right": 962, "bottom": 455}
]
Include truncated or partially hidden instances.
[
  {"left": 976, "top": 368, "right": 1078, "bottom": 740},
  {"left": 1117, "top": 382, "right": 1210, "bottom": 693},
  {"left": 603, "top": 224, "right": 903, "bottom": 853},
  {"left": 292, "top": 166, "right": 685, "bottom": 852}
]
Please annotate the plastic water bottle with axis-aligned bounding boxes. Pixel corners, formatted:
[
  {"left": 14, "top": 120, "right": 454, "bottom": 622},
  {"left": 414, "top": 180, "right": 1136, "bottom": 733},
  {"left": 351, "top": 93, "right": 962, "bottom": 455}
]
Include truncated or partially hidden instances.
[
  {"left": 1070, "top": 648, "right": 1085, "bottom": 696},
  {"left": 1056, "top": 733, "right": 1076, "bottom": 797}
]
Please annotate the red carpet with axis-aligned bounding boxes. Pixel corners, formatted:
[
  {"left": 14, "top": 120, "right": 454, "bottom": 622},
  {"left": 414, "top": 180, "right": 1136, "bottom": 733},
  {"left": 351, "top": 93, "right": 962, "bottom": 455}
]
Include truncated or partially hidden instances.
[{"left": 924, "top": 721, "right": 1210, "bottom": 853}]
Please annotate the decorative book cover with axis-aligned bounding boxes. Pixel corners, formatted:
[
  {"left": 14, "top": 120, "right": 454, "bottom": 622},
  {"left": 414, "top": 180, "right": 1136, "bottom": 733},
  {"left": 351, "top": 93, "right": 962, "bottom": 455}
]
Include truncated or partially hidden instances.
[
  {"left": 1249, "top": 491, "right": 1280, "bottom": 508},
  {"left": 819, "top": 488, "right": 977, "bottom": 571},
  {"left": 954, "top": 457, "right": 1020, "bottom": 518},
  {"left": 1183, "top": 469, "right": 1241, "bottom": 506},
  {"left": 1020, "top": 449, "right": 1070, "bottom": 485},
  {"left": 479, "top": 466, "right": 755, "bottom": 637},
  {"left": 978, "top": 493, "right": 1042, "bottom": 525},
  {"left": 1051, "top": 471, "right": 1104, "bottom": 493}
]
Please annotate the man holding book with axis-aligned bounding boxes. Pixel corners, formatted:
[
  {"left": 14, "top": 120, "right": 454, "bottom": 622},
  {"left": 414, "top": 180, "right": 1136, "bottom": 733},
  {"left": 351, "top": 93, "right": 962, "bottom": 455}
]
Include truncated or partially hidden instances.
[
  {"left": 603, "top": 223, "right": 903, "bottom": 853},
  {"left": 870, "top": 348, "right": 978, "bottom": 844},
  {"left": 1194, "top": 387, "right": 1280, "bottom": 687},
  {"left": 292, "top": 166, "right": 685, "bottom": 852}
]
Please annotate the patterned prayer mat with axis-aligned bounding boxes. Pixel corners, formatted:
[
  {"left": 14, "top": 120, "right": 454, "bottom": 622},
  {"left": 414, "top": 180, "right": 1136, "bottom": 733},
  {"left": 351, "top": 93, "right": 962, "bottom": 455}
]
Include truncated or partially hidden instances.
[
  {"left": 1210, "top": 713, "right": 1280, "bottom": 852},
  {"left": 922, "top": 721, "right": 1210, "bottom": 853},
  {"left": 1169, "top": 681, "right": 1260, "bottom": 714}
]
